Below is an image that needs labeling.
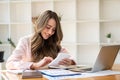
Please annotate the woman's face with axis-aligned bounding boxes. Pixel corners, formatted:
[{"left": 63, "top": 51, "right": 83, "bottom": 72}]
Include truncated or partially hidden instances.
[{"left": 41, "top": 18, "right": 56, "bottom": 40}]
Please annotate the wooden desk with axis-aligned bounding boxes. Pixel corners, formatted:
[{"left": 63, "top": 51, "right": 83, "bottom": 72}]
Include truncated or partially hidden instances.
[
  {"left": 64, "top": 75, "right": 120, "bottom": 80},
  {"left": 1, "top": 64, "right": 120, "bottom": 80},
  {"left": 1, "top": 71, "right": 48, "bottom": 80}
]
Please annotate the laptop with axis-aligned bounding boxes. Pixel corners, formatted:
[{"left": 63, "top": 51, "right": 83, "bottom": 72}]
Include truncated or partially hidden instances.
[{"left": 70, "top": 45, "right": 120, "bottom": 72}]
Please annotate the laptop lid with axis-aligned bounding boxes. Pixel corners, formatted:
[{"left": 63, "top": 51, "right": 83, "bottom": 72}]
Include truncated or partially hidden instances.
[{"left": 91, "top": 45, "right": 120, "bottom": 72}]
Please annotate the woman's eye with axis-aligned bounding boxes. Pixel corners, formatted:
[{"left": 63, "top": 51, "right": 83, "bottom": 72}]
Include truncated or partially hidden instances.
[
  {"left": 46, "top": 27, "right": 50, "bottom": 29},
  {"left": 53, "top": 29, "right": 55, "bottom": 32}
]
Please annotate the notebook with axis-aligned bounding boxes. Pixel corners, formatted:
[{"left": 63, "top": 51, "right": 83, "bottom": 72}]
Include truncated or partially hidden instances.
[
  {"left": 39, "top": 69, "right": 81, "bottom": 77},
  {"left": 22, "top": 70, "right": 42, "bottom": 79},
  {"left": 70, "top": 45, "right": 120, "bottom": 72},
  {"left": 7, "top": 70, "right": 43, "bottom": 79}
]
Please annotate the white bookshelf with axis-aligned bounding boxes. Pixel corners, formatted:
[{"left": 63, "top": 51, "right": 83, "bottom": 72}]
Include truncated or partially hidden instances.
[{"left": 0, "top": 0, "right": 120, "bottom": 69}]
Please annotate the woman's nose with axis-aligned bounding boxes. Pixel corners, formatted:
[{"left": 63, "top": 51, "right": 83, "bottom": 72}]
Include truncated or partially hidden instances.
[{"left": 48, "top": 29, "right": 53, "bottom": 35}]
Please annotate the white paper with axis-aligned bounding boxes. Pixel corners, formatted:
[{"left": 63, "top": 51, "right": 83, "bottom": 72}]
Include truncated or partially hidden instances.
[
  {"left": 39, "top": 69, "right": 81, "bottom": 77},
  {"left": 42, "top": 70, "right": 120, "bottom": 80},
  {"left": 7, "top": 70, "right": 23, "bottom": 74},
  {"left": 48, "top": 53, "right": 70, "bottom": 66},
  {"left": 7, "top": 70, "right": 37, "bottom": 74}
]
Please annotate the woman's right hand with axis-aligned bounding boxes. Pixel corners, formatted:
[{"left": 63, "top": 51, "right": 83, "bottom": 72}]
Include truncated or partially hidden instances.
[{"left": 30, "top": 57, "right": 53, "bottom": 70}]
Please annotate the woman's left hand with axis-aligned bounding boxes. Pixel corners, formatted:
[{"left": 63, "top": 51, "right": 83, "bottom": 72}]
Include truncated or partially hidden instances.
[{"left": 58, "top": 58, "right": 73, "bottom": 66}]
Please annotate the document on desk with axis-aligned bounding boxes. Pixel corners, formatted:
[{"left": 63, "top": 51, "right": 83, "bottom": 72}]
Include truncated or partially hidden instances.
[
  {"left": 7, "top": 70, "right": 41, "bottom": 75},
  {"left": 22, "top": 70, "right": 42, "bottom": 79},
  {"left": 39, "top": 69, "right": 81, "bottom": 77},
  {"left": 42, "top": 70, "right": 120, "bottom": 80},
  {"left": 48, "top": 53, "right": 71, "bottom": 69},
  {"left": 7, "top": 70, "right": 42, "bottom": 79}
]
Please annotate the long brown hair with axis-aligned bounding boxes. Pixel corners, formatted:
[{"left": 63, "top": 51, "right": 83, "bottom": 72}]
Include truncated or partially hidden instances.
[{"left": 31, "top": 10, "right": 63, "bottom": 62}]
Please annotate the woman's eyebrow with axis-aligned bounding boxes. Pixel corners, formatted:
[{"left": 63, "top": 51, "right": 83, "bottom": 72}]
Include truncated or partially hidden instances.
[
  {"left": 47, "top": 24, "right": 55, "bottom": 28},
  {"left": 47, "top": 24, "right": 52, "bottom": 27}
]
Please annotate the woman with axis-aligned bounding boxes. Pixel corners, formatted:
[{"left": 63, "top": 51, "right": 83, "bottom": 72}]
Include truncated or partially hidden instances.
[{"left": 6, "top": 10, "right": 76, "bottom": 70}]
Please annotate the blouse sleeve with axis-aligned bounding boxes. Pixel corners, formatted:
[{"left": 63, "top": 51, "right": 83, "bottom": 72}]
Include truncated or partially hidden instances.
[{"left": 6, "top": 36, "right": 33, "bottom": 70}]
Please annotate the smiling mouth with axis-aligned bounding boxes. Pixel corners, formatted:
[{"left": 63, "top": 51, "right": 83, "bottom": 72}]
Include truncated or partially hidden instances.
[{"left": 45, "top": 34, "right": 50, "bottom": 39}]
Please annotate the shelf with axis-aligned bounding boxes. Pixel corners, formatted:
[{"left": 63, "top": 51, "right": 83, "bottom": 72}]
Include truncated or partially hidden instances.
[
  {"left": 10, "top": 22, "right": 32, "bottom": 25},
  {"left": 31, "top": 0, "right": 73, "bottom": 2},
  {"left": 62, "top": 42, "right": 100, "bottom": 46},
  {"left": 100, "top": 0, "right": 120, "bottom": 20},
  {"left": 54, "top": 0, "right": 76, "bottom": 20},
  {"left": 99, "top": 19, "right": 120, "bottom": 22},
  {"left": 62, "top": 42, "right": 120, "bottom": 46},
  {"left": 0, "top": 44, "right": 10, "bottom": 47},
  {"left": 0, "top": 0, "right": 120, "bottom": 66},
  {"left": 31, "top": 1, "right": 53, "bottom": 17},
  {"left": 77, "top": 0, "right": 99, "bottom": 20},
  {"left": 61, "top": 23, "right": 76, "bottom": 43},
  {"left": 10, "top": 2, "right": 31, "bottom": 23},
  {"left": 77, "top": 45, "right": 100, "bottom": 65},
  {"left": 77, "top": 22, "right": 99, "bottom": 43},
  {"left": 10, "top": 24, "right": 32, "bottom": 44},
  {"left": 77, "top": 19, "right": 99, "bottom": 23},
  {"left": 0, "top": 2, "right": 9, "bottom": 23},
  {"left": 31, "top": 0, "right": 53, "bottom": 2},
  {"left": 100, "top": 22, "right": 120, "bottom": 43},
  {"left": 100, "top": 42, "right": 120, "bottom": 46},
  {"left": 0, "top": 25, "right": 9, "bottom": 43},
  {"left": 10, "top": 1, "right": 30, "bottom": 3},
  {"left": 0, "top": 0, "right": 9, "bottom": 3}
]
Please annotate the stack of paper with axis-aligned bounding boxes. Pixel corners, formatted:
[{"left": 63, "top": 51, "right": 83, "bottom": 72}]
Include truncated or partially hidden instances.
[{"left": 39, "top": 69, "right": 81, "bottom": 77}]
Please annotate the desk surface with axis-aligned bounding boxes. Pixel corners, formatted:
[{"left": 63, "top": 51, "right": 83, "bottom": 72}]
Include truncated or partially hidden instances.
[
  {"left": 64, "top": 75, "right": 120, "bottom": 80},
  {"left": 1, "top": 64, "right": 120, "bottom": 80},
  {"left": 1, "top": 71, "right": 48, "bottom": 80}
]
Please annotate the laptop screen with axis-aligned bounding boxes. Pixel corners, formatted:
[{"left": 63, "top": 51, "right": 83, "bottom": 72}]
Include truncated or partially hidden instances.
[{"left": 92, "top": 45, "right": 120, "bottom": 72}]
